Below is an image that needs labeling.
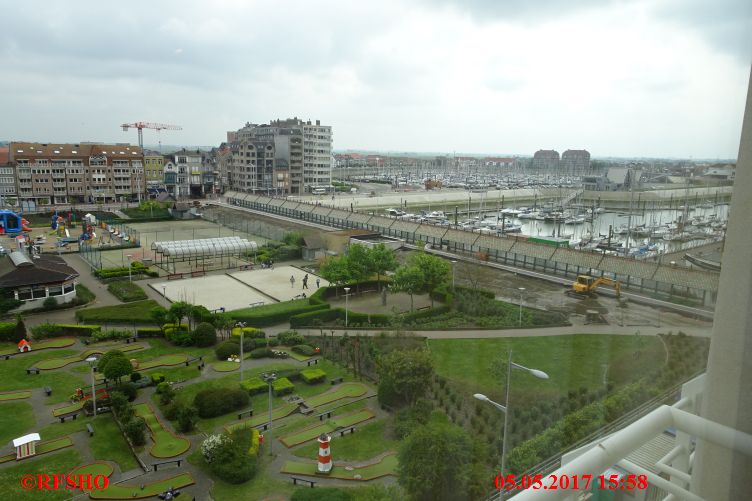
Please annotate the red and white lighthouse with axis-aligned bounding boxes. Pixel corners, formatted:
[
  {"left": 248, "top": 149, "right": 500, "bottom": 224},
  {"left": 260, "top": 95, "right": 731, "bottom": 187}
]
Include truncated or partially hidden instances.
[{"left": 317, "top": 433, "right": 333, "bottom": 473}]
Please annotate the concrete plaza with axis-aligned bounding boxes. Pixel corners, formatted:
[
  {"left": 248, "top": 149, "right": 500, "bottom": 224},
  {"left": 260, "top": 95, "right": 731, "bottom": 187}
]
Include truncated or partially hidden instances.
[
  {"left": 150, "top": 274, "right": 272, "bottom": 312},
  {"left": 229, "top": 265, "right": 329, "bottom": 302}
]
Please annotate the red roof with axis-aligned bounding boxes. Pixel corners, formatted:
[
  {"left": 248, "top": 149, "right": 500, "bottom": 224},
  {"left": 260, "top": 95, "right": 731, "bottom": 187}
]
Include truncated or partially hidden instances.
[
  {"left": 18, "top": 339, "right": 30, "bottom": 347},
  {"left": 0, "top": 147, "right": 9, "bottom": 165}
]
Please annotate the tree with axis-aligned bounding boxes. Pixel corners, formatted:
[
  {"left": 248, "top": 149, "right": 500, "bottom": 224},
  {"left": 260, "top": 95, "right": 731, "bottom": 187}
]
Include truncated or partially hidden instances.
[
  {"left": 124, "top": 417, "right": 147, "bottom": 446},
  {"left": 102, "top": 353, "right": 133, "bottom": 383},
  {"left": 194, "top": 322, "right": 218, "bottom": 347},
  {"left": 149, "top": 306, "right": 168, "bottom": 333},
  {"left": 213, "top": 312, "right": 235, "bottom": 340},
  {"left": 189, "top": 305, "right": 212, "bottom": 329},
  {"left": 13, "top": 315, "right": 26, "bottom": 343},
  {"left": 391, "top": 265, "right": 423, "bottom": 312},
  {"left": 411, "top": 253, "right": 450, "bottom": 307},
  {"left": 97, "top": 349, "right": 124, "bottom": 374},
  {"left": 0, "top": 289, "right": 22, "bottom": 316},
  {"left": 168, "top": 301, "right": 192, "bottom": 327},
  {"left": 346, "top": 244, "right": 373, "bottom": 286},
  {"left": 369, "top": 244, "right": 397, "bottom": 290},
  {"left": 177, "top": 404, "right": 198, "bottom": 432},
  {"left": 319, "top": 256, "right": 352, "bottom": 296},
  {"left": 397, "top": 421, "right": 477, "bottom": 501},
  {"left": 377, "top": 349, "right": 433, "bottom": 407}
]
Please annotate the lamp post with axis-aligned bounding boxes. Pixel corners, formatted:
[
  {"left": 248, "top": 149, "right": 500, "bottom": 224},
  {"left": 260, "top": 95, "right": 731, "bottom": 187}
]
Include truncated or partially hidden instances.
[
  {"left": 162, "top": 285, "right": 166, "bottom": 300},
  {"left": 518, "top": 287, "right": 525, "bottom": 327},
  {"left": 126, "top": 254, "right": 133, "bottom": 282},
  {"left": 236, "top": 322, "right": 247, "bottom": 382},
  {"left": 474, "top": 350, "right": 548, "bottom": 483},
  {"left": 262, "top": 372, "right": 277, "bottom": 456},
  {"left": 343, "top": 287, "right": 351, "bottom": 327},
  {"left": 451, "top": 260, "right": 458, "bottom": 289},
  {"left": 86, "top": 356, "right": 98, "bottom": 417}
]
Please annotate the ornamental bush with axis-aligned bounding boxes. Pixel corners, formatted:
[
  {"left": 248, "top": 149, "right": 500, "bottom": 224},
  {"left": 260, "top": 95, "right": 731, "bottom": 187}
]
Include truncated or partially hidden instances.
[
  {"left": 193, "top": 322, "right": 218, "bottom": 347},
  {"left": 0, "top": 322, "right": 19, "bottom": 342},
  {"left": 124, "top": 417, "right": 147, "bottom": 446},
  {"left": 292, "top": 344, "right": 315, "bottom": 356},
  {"left": 300, "top": 368, "right": 326, "bottom": 384},
  {"left": 239, "top": 377, "right": 267, "bottom": 396},
  {"left": 201, "top": 430, "right": 258, "bottom": 484},
  {"left": 249, "top": 347, "right": 273, "bottom": 359},
  {"left": 114, "top": 382, "right": 137, "bottom": 401},
  {"left": 272, "top": 377, "right": 294, "bottom": 396},
  {"left": 277, "top": 330, "right": 305, "bottom": 346},
  {"left": 194, "top": 388, "right": 249, "bottom": 418},
  {"left": 151, "top": 372, "right": 166, "bottom": 384},
  {"left": 248, "top": 428, "right": 261, "bottom": 456},
  {"left": 201, "top": 434, "right": 231, "bottom": 463},
  {"left": 231, "top": 326, "right": 266, "bottom": 339},
  {"left": 31, "top": 323, "right": 101, "bottom": 339},
  {"left": 215, "top": 341, "right": 241, "bottom": 360}
]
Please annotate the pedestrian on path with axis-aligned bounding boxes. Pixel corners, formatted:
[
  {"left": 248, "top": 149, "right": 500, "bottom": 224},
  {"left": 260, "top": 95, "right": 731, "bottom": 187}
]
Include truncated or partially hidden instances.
[
  {"left": 302, "top": 274, "right": 309, "bottom": 290},
  {"left": 316, "top": 277, "right": 320, "bottom": 288},
  {"left": 290, "top": 275, "right": 295, "bottom": 288}
]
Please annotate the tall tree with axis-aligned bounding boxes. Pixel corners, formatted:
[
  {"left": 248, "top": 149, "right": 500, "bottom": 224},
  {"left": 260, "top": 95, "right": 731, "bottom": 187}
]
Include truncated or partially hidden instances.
[
  {"left": 168, "top": 301, "right": 192, "bottom": 327},
  {"left": 369, "top": 244, "right": 397, "bottom": 290},
  {"left": 411, "top": 253, "right": 450, "bottom": 307},
  {"left": 102, "top": 354, "right": 133, "bottom": 384},
  {"left": 391, "top": 265, "right": 423, "bottom": 311},
  {"left": 377, "top": 349, "right": 433, "bottom": 407},
  {"left": 346, "top": 244, "right": 373, "bottom": 286},
  {"left": 319, "top": 256, "right": 352, "bottom": 296}
]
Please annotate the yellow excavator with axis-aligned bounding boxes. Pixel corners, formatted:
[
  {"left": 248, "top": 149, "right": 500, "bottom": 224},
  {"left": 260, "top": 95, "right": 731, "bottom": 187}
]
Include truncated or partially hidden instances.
[{"left": 566, "top": 275, "right": 621, "bottom": 299}]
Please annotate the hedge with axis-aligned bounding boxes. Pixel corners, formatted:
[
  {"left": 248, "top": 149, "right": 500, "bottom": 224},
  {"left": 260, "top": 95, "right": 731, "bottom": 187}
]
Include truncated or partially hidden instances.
[
  {"left": 249, "top": 347, "right": 273, "bottom": 359},
  {"left": 229, "top": 300, "right": 330, "bottom": 327},
  {"left": 308, "top": 280, "right": 389, "bottom": 306},
  {"left": 136, "top": 327, "right": 164, "bottom": 337},
  {"left": 75, "top": 300, "right": 161, "bottom": 324},
  {"left": 31, "top": 323, "right": 101, "bottom": 339},
  {"left": 239, "top": 377, "right": 267, "bottom": 395},
  {"left": 272, "top": 377, "right": 294, "bottom": 396},
  {"left": 107, "top": 280, "right": 148, "bottom": 302},
  {"left": 0, "top": 322, "right": 18, "bottom": 342},
  {"left": 277, "top": 330, "right": 305, "bottom": 346},
  {"left": 94, "top": 262, "right": 158, "bottom": 279},
  {"left": 289, "top": 308, "right": 391, "bottom": 328},
  {"left": 300, "top": 368, "right": 326, "bottom": 384},
  {"left": 292, "top": 344, "right": 315, "bottom": 356},
  {"left": 399, "top": 305, "right": 452, "bottom": 323},
  {"left": 248, "top": 428, "right": 261, "bottom": 456},
  {"left": 194, "top": 387, "right": 249, "bottom": 418},
  {"left": 230, "top": 327, "right": 266, "bottom": 339}
]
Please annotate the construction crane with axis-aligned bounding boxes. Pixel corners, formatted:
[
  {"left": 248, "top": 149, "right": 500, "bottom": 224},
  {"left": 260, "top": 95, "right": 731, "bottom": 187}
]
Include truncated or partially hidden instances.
[
  {"left": 566, "top": 275, "right": 621, "bottom": 299},
  {"left": 121, "top": 122, "right": 182, "bottom": 151}
]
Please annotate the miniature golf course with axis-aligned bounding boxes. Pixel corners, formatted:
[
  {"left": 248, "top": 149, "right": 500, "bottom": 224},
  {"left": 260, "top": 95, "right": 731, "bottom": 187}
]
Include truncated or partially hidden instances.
[
  {"left": 133, "top": 403, "right": 190, "bottom": 458},
  {"left": 0, "top": 436, "right": 74, "bottom": 464},
  {"left": 0, "top": 338, "right": 76, "bottom": 356},
  {"left": 280, "top": 409, "right": 375, "bottom": 447},
  {"left": 281, "top": 453, "right": 398, "bottom": 481},
  {"left": 0, "top": 390, "right": 32, "bottom": 401},
  {"left": 212, "top": 361, "right": 240, "bottom": 372},
  {"left": 35, "top": 343, "right": 146, "bottom": 370},
  {"left": 132, "top": 353, "right": 188, "bottom": 371},
  {"left": 88, "top": 473, "right": 195, "bottom": 500},
  {"left": 68, "top": 461, "right": 114, "bottom": 483}
]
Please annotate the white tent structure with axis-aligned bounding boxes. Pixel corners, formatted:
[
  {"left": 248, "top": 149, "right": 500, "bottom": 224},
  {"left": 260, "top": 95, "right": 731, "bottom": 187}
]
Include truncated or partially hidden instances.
[
  {"left": 13, "top": 433, "right": 40, "bottom": 460},
  {"left": 151, "top": 236, "right": 257, "bottom": 273}
]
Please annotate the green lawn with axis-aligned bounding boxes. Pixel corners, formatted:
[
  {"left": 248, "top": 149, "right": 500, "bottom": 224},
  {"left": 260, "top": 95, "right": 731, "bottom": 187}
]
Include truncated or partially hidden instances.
[
  {"left": 0, "top": 349, "right": 86, "bottom": 403},
  {"left": 306, "top": 382, "right": 368, "bottom": 407},
  {"left": 278, "top": 348, "right": 315, "bottom": 361},
  {"left": 0, "top": 337, "right": 76, "bottom": 356},
  {"left": 428, "top": 334, "right": 666, "bottom": 405},
  {"left": 0, "top": 401, "right": 35, "bottom": 445},
  {"left": 128, "top": 338, "right": 212, "bottom": 363},
  {"left": 75, "top": 299, "right": 161, "bottom": 324},
  {"left": 0, "top": 450, "right": 82, "bottom": 500},
  {"left": 136, "top": 353, "right": 188, "bottom": 370},
  {"left": 36, "top": 343, "right": 146, "bottom": 370},
  {"left": 280, "top": 409, "right": 375, "bottom": 447},
  {"left": 212, "top": 361, "right": 240, "bottom": 372},
  {"left": 0, "top": 390, "right": 31, "bottom": 401},
  {"left": 37, "top": 436, "right": 74, "bottom": 454},
  {"left": 107, "top": 280, "right": 148, "bottom": 302},
  {"left": 68, "top": 461, "right": 114, "bottom": 478},
  {"left": 133, "top": 403, "right": 191, "bottom": 458},
  {"left": 89, "top": 473, "right": 195, "bottom": 499},
  {"left": 52, "top": 401, "right": 85, "bottom": 417},
  {"left": 229, "top": 298, "right": 310, "bottom": 317},
  {"left": 293, "top": 419, "right": 397, "bottom": 461},
  {"left": 281, "top": 452, "right": 398, "bottom": 480},
  {"left": 88, "top": 416, "right": 140, "bottom": 471}
]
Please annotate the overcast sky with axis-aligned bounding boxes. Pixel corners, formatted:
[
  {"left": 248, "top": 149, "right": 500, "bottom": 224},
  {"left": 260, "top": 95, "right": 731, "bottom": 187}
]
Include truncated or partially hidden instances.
[{"left": 1, "top": 0, "right": 750, "bottom": 159}]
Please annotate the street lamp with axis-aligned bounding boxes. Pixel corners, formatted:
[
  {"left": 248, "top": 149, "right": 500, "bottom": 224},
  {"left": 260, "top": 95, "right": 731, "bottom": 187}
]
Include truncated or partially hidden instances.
[
  {"left": 451, "top": 260, "right": 458, "bottom": 289},
  {"left": 474, "top": 350, "right": 548, "bottom": 483},
  {"left": 518, "top": 287, "right": 525, "bottom": 327},
  {"left": 262, "top": 372, "right": 277, "bottom": 456},
  {"left": 236, "top": 322, "right": 247, "bottom": 382},
  {"left": 162, "top": 285, "right": 167, "bottom": 301},
  {"left": 343, "top": 287, "right": 351, "bottom": 327},
  {"left": 126, "top": 254, "right": 133, "bottom": 282},
  {"left": 85, "top": 356, "right": 98, "bottom": 417}
]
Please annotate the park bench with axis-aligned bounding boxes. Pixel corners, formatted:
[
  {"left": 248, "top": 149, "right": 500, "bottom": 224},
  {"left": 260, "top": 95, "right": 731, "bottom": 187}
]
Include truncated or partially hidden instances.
[
  {"left": 248, "top": 301, "right": 264, "bottom": 308},
  {"left": 27, "top": 367, "right": 40, "bottom": 375},
  {"left": 238, "top": 409, "right": 254, "bottom": 420},
  {"left": 338, "top": 426, "right": 357, "bottom": 437},
  {"left": 44, "top": 386, "right": 52, "bottom": 396},
  {"left": 86, "top": 424, "right": 94, "bottom": 437},
  {"left": 317, "top": 410, "right": 333, "bottom": 421},
  {"left": 190, "top": 270, "right": 206, "bottom": 277},
  {"left": 58, "top": 411, "right": 79, "bottom": 423},
  {"left": 167, "top": 273, "right": 184, "bottom": 280},
  {"left": 185, "top": 356, "right": 203, "bottom": 367},
  {"left": 330, "top": 377, "right": 343, "bottom": 385},
  {"left": 152, "top": 458, "right": 182, "bottom": 471},
  {"left": 290, "top": 477, "right": 316, "bottom": 488},
  {"left": 124, "top": 337, "right": 138, "bottom": 344},
  {"left": 306, "top": 358, "right": 320, "bottom": 366},
  {"left": 3, "top": 354, "right": 12, "bottom": 360},
  {"left": 257, "top": 422, "right": 270, "bottom": 431},
  {"left": 299, "top": 403, "right": 314, "bottom": 415}
]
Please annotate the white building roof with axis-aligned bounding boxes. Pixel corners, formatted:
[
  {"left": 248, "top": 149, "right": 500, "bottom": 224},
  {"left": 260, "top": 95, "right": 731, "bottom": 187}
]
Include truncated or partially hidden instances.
[{"left": 12, "top": 433, "right": 40, "bottom": 447}]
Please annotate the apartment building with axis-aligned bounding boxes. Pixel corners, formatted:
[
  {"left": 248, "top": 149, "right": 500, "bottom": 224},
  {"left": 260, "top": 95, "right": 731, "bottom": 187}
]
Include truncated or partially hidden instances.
[
  {"left": 228, "top": 140, "right": 276, "bottom": 193},
  {"left": 144, "top": 154, "right": 165, "bottom": 186},
  {"left": 8, "top": 142, "right": 145, "bottom": 204},
  {"left": 0, "top": 147, "right": 16, "bottom": 204},
  {"left": 532, "top": 149, "right": 560, "bottom": 171},
  {"left": 560, "top": 149, "right": 591, "bottom": 176}
]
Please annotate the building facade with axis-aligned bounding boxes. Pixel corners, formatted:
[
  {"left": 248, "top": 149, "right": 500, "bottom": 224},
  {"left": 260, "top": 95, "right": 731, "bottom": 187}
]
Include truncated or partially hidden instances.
[
  {"left": 9, "top": 142, "right": 145, "bottom": 205},
  {"left": 144, "top": 154, "right": 165, "bottom": 187},
  {"left": 532, "top": 149, "right": 560, "bottom": 172},
  {"left": 560, "top": 149, "right": 591, "bottom": 176},
  {"left": 0, "top": 147, "right": 16, "bottom": 205}
]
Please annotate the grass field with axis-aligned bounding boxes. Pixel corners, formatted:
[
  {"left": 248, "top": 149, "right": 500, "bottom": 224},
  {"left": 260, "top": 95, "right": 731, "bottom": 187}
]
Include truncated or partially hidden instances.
[
  {"left": 75, "top": 299, "right": 161, "bottom": 324},
  {"left": 428, "top": 334, "right": 666, "bottom": 405},
  {"left": 306, "top": 382, "right": 368, "bottom": 407},
  {"left": 278, "top": 348, "right": 315, "bottom": 362},
  {"left": 133, "top": 403, "right": 191, "bottom": 458},
  {"left": 89, "top": 473, "right": 195, "bottom": 500},
  {"left": 0, "top": 389, "right": 32, "bottom": 400},
  {"left": 0, "top": 349, "right": 86, "bottom": 403},
  {"left": 0, "top": 337, "right": 76, "bottom": 356},
  {"left": 0, "top": 450, "right": 82, "bottom": 500},
  {"left": 281, "top": 452, "right": 398, "bottom": 480},
  {"left": 280, "top": 409, "right": 375, "bottom": 447},
  {"left": 293, "top": 419, "right": 397, "bottom": 461},
  {"left": 107, "top": 280, "right": 148, "bottom": 302},
  {"left": 0, "top": 401, "right": 35, "bottom": 446},
  {"left": 68, "top": 461, "right": 114, "bottom": 478},
  {"left": 212, "top": 361, "right": 239, "bottom": 372},
  {"left": 36, "top": 343, "right": 146, "bottom": 370}
]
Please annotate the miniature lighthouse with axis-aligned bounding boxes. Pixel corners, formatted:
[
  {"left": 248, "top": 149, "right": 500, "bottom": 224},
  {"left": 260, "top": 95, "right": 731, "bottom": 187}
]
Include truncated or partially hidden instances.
[{"left": 317, "top": 433, "right": 333, "bottom": 473}]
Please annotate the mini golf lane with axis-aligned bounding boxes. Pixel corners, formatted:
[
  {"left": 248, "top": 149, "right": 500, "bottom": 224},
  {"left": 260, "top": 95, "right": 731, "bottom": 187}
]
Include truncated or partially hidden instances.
[
  {"left": 88, "top": 473, "right": 195, "bottom": 500},
  {"left": 0, "top": 337, "right": 76, "bottom": 356},
  {"left": 133, "top": 403, "right": 191, "bottom": 458},
  {"left": 280, "top": 409, "right": 375, "bottom": 447},
  {"left": 225, "top": 382, "right": 369, "bottom": 433},
  {"left": 0, "top": 390, "right": 32, "bottom": 401},
  {"left": 35, "top": 343, "right": 147, "bottom": 370},
  {"left": 0, "top": 436, "right": 74, "bottom": 464},
  {"left": 281, "top": 452, "right": 398, "bottom": 481}
]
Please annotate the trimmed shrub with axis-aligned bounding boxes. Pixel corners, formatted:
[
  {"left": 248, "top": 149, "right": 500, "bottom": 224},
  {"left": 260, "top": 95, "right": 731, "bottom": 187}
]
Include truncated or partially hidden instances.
[
  {"left": 248, "top": 428, "right": 261, "bottom": 456},
  {"left": 240, "top": 377, "right": 267, "bottom": 396},
  {"left": 43, "top": 297, "right": 58, "bottom": 310},
  {"left": 231, "top": 326, "right": 266, "bottom": 339},
  {"left": 130, "top": 372, "right": 142, "bottom": 382},
  {"left": 177, "top": 405, "right": 198, "bottom": 432},
  {"left": 229, "top": 301, "right": 330, "bottom": 327},
  {"left": 115, "top": 382, "right": 137, "bottom": 401},
  {"left": 292, "top": 344, "right": 315, "bottom": 356},
  {"left": 289, "top": 308, "right": 391, "bottom": 328},
  {"left": 0, "top": 322, "right": 19, "bottom": 342},
  {"left": 249, "top": 347, "right": 273, "bottom": 359},
  {"left": 194, "top": 322, "right": 218, "bottom": 347},
  {"left": 151, "top": 372, "right": 166, "bottom": 384},
  {"left": 91, "top": 329, "right": 132, "bottom": 342},
  {"left": 165, "top": 324, "right": 193, "bottom": 346},
  {"left": 136, "top": 327, "right": 164, "bottom": 337},
  {"left": 124, "top": 417, "right": 147, "bottom": 446},
  {"left": 400, "top": 305, "right": 452, "bottom": 323},
  {"left": 277, "top": 330, "right": 305, "bottom": 346},
  {"left": 95, "top": 262, "right": 158, "bottom": 279},
  {"left": 215, "top": 341, "right": 241, "bottom": 361},
  {"left": 31, "top": 323, "right": 101, "bottom": 339},
  {"left": 300, "top": 368, "right": 326, "bottom": 384},
  {"left": 272, "top": 377, "right": 294, "bottom": 396},
  {"left": 194, "top": 388, "right": 249, "bottom": 418},
  {"left": 267, "top": 338, "right": 278, "bottom": 347}
]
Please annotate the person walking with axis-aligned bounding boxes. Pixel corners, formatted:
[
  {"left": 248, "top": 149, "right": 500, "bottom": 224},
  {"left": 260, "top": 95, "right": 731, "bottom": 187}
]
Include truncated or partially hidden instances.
[
  {"left": 316, "top": 277, "right": 320, "bottom": 288},
  {"left": 290, "top": 275, "right": 295, "bottom": 288},
  {"left": 302, "top": 274, "right": 309, "bottom": 290}
]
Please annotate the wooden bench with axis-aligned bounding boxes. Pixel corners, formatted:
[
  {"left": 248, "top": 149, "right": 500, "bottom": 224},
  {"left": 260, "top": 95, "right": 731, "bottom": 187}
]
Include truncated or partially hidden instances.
[
  {"left": 44, "top": 386, "right": 52, "bottom": 396},
  {"left": 330, "top": 377, "right": 343, "bottom": 385},
  {"left": 152, "top": 458, "right": 182, "bottom": 471},
  {"left": 27, "top": 368, "right": 40, "bottom": 375},
  {"left": 338, "top": 426, "right": 356, "bottom": 437},
  {"left": 58, "top": 411, "right": 79, "bottom": 423},
  {"left": 124, "top": 337, "right": 138, "bottom": 344},
  {"left": 167, "top": 273, "right": 184, "bottom": 281},
  {"left": 317, "top": 410, "right": 332, "bottom": 421},
  {"left": 290, "top": 476, "right": 316, "bottom": 488},
  {"left": 86, "top": 423, "right": 94, "bottom": 436},
  {"left": 257, "top": 422, "right": 270, "bottom": 431},
  {"left": 238, "top": 409, "right": 254, "bottom": 420},
  {"left": 306, "top": 358, "right": 320, "bottom": 366}
]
